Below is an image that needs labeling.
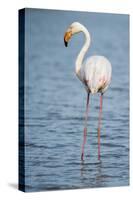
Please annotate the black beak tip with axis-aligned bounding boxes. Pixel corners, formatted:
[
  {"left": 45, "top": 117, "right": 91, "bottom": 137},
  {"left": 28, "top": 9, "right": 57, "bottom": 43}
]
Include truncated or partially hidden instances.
[{"left": 64, "top": 40, "right": 68, "bottom": 47}]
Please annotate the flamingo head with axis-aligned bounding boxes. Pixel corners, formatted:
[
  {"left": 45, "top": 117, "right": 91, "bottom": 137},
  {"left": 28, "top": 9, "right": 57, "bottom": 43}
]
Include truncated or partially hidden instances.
[{"left": 64, "top": 22, "right": 83, "bottom": 47}]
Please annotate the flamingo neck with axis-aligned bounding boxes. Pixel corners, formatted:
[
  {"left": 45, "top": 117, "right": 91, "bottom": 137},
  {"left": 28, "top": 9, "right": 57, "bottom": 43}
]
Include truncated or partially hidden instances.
[{"left": 75, "top": 28, "right": 91, "bottom": 75}]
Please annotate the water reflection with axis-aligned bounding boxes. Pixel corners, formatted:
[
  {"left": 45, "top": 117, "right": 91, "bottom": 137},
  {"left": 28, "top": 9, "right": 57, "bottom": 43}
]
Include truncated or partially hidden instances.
[{"left": 80, "top": 160, "right": 103, "bottom": 186}]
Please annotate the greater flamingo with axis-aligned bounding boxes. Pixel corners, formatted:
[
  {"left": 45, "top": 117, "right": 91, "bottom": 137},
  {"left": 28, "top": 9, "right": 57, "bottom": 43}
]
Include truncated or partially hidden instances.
[{"left": 64, "top": 22, "right": 112, "bottom": 161}]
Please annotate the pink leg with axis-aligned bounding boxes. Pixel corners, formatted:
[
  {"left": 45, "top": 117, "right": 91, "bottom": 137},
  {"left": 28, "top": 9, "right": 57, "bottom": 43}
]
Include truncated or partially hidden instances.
[
  {"left": 81, "top": 93, "right": 90, "bottom": 161},
  {"left": 98, "top": 93, "right": 103, "bottom": 160}
]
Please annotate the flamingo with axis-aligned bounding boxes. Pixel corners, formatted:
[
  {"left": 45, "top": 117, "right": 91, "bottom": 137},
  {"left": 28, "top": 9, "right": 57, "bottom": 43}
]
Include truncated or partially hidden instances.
[{"left": 64, "top": 22, "right": 112, "bottom": 161}]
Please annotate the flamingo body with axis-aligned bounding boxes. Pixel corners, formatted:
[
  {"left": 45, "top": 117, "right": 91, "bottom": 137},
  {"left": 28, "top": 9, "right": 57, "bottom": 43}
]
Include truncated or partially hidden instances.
[{"left": 78, "top": 55, "right": 112, "bottom": 94}]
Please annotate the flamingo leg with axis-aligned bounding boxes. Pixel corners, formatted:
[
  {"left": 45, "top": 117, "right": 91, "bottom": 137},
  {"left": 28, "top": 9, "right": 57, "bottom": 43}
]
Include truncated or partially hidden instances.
[
  {"left": 81, "top": 92, "right": 90, "bottom": 161},
  {"left": 98, "top": 93, "right": 103, "bottom": 160}
]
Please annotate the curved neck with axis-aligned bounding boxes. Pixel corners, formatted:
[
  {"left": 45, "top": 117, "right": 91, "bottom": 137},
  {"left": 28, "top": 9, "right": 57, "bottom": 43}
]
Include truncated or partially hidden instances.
[{"left": 75, "top": 28, "right": 91, "bottom": 74}]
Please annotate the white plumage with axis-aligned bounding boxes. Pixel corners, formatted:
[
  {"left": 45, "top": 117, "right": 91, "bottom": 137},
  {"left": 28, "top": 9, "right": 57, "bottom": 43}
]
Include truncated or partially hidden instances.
[
  {"left": 80, "top": 55, "right": 112, "bottom": 94},
  {"left": 64, "top": 22, "right": 112, "bottom": 161}
]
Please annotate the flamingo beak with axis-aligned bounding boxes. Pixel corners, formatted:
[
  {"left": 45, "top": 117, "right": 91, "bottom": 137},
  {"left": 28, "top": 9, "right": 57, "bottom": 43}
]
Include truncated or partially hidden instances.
[
  {"left": 64, "top": 38, "right": 68, "bottom": 47},
  {"left": 64, "top": 31, "right": 72, "bottom": 47}
]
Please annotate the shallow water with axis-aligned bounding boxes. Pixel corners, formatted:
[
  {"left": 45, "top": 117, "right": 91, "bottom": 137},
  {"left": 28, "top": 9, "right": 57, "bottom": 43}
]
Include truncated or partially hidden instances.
[{"left": 21, "top": 9, "right": 129, "bottom": 191}]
